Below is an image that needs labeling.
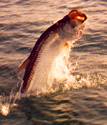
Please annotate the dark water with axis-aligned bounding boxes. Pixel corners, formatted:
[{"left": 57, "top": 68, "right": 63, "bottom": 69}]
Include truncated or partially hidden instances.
[{"left": 0, "top": 0, "right": 107, "bottom": 124}]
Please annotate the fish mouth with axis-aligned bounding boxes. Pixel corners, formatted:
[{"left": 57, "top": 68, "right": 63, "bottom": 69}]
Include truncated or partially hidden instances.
[{"left": 68, "top": 9, "right": 87, "bottom": 23}]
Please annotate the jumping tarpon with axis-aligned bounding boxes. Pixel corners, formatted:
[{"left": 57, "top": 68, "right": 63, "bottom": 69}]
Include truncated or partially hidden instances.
[{"left": 19, "top": 10, "right": 87, "bottom": 95}]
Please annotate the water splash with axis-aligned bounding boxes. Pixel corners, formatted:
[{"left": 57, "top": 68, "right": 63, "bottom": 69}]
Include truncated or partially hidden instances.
[
  {"left": 0, "top": 58, "right": 106, "bottom": 116},
  {"left": 31, "top": 53, "right": 107, "bottom": 96},
  {"left": 0, "top": 76, "right": 23, "bottom": 116},
  {"left": 0, "top": 91, "right": 15, "bottom": 116},
  {"left": 47, "top": 71, "right": 107, "bottom": 95}
]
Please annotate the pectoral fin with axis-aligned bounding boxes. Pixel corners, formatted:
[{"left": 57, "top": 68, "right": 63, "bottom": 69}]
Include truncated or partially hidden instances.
[{"left": 18, "top": 57, "right": 30, "bottom": 72}]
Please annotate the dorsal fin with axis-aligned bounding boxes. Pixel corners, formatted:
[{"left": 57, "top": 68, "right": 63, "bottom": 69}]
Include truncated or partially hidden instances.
[{"left": 18, "top": 57, "right": 30, "bottom": 72}]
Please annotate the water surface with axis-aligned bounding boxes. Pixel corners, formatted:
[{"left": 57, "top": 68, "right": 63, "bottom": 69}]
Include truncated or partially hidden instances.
[{"left": 0, "top": 0, "right": 107, "bottom": 124}]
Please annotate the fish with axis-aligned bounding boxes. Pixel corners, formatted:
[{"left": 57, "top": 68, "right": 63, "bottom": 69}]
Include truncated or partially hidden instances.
[{"left": 19, "top": 9, "right": 87, "bottom": 95}]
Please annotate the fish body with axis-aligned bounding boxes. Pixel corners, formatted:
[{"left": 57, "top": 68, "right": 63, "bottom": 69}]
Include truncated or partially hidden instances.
[{"left": 19, "top": 10, "right": 87, "bottom": 95}]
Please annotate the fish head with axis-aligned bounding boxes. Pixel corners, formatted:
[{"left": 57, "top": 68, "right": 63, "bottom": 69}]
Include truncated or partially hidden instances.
[
  {"left": 60, "top": 9, "right": 87, "bottom": 43},
  {"left": 68, "top": 9, "right": 87, "bottom": 25}
]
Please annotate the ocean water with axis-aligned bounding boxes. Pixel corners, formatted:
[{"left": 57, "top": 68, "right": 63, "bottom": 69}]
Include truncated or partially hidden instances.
[{"left": 0, "top": 0, "right": 107, "bottom": 124}]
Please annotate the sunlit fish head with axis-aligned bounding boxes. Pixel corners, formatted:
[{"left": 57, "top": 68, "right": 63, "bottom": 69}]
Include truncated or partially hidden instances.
[
  {"left": 68, "top": 9, "right": 87, "bottom": 25},
  {"left": 60, "top": 9, "right": 87, "bottom": 42}
]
